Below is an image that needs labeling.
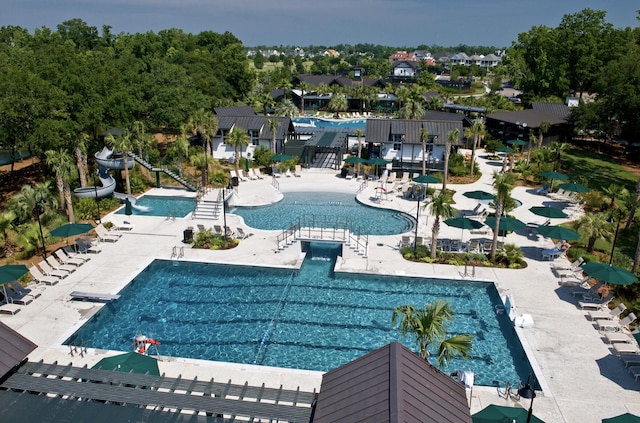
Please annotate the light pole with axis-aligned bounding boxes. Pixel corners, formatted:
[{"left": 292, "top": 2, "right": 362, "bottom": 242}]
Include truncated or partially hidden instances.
[
  {"left": 518, "top": 375, "right": 536, "bottom": 423},
  {"left": 94, "top": 170, "right": 102, "bottom": 224},
  {"left": 34, "top": 196, "right": 47, "bottom": 259},
  {"left": 414, "top": 198, "right": 420, "bottom": 256}
]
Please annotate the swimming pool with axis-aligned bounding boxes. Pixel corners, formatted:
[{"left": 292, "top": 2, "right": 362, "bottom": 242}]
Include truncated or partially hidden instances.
[
  {"left": 230, "top": 192, "right": 413, "bottom": 235},
  {"left": 292, "top": 117, "right": 366, "bottom": 131},
  {"left": 115, "top": 195, "right": 195, "bottom": 218},
  {"left": 65, "top": 243, "right": 534, "bottom": 387}
]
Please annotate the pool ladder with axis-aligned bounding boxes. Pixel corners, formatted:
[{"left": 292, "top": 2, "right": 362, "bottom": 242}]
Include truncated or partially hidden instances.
[{"left": 171, "top": 245, "right": 184, "bottom": 259}]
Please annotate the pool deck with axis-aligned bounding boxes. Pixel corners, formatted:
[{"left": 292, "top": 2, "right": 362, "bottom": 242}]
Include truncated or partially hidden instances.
[{"left": 3, "top": 150, "right": 640, "bottom": 422}]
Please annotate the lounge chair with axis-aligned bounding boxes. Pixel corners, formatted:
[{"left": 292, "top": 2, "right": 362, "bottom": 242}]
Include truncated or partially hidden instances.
[
  {"left": 387, "top": 172, "right": 396, "bottom": 183},
  {"left": 467, "top": 239, "right": 480, "bottom": 252},
  {"left": 255, "top": 168, "right": 265, "bottom": 179},
  {"left": 399, "top": 235, "right": 412, "bottom": 248},
  {"left": 613, "top": 342, "right": 640, "bottom": 355},
  {"left": 620, "top": 354, "right": 640, "bottom": 368},
  {"left": 588, "top": 303, "right": 627, "bottom": 321},
  {"left": 246, "top": 169, "right": 258, "bottom": 180},
  {"left": 95, "top": 224, "right": 121, "bottom": 242},
  {"left": 224, "top": 226, "right": 235, "bottom": 237},
  {"left": 285, "top": 168, "right": 293, "bottom": 177},
  {"left": 463, "top": 203, "right": 482, "bottom": 217},
  {"left": 54, "top": 249, "right": 88, "bottom": 266},
  {"left": 605, "top": 332, "right": 636, "bottom": 344},
  {"left": 0, "top": 303, "right": 21, "bottom": 315},
  {"left": 213, "top": 225, "right": 223, "bottom": 236},
  {"left": 28, "top": 266, "right": 59, "bottom": 286},
  {"left": 579, "top": 293, "right": 614, "bottom": 310},
  {"left": 272, "top": 166, "right": 282, "bottom": 178},
  {"left": 552, "top": 257, "right": 584, "bottom": 273},
  {"left": 36, "top": 260, "right": 69, "bottom": 279},
  {"left": 75, "top": 237, "right": 101, "bottom": 254},
  {"left": 46, "top": 256, "right": 76, "bottom": 274},
  {"left": 294, "top": 164, "right": 302, "bottom": 177},
  {"left": 7, "top": 280, "right": 42, "bottom": 300},
  {"left": 236, "top": 227, "right": 249, "bottom": 240},
  {"left": 345, "top": 167, "right": 355, "bottom": 180},
  {"left": 629, "top": 366, "right": 640, "bottom": 382},
  {"left": 70, "top": 291, "right": 120, "bottom": 302},
  {"left": 236, "top": 169, "right": 249, "bottom": 181},
  {"left": 571, "top": 280, "right": 603, "bottom": 298},
  {"left": 3, "top": 282, "right": 34, "bottom": 305},
  {"left": 482, "top": 240, "right": 493, "bottom": 252},
  {"left": 598, "top": 313, "right": 637, "bottom": 332},
  {"left": 400, "top": 172, "right": 409, "bottom": 183}
]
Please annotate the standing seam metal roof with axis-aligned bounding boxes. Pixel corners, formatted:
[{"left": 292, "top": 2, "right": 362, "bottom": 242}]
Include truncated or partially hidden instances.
[{"left": 0, "top": 321, "right": 37, "bottom": 379}]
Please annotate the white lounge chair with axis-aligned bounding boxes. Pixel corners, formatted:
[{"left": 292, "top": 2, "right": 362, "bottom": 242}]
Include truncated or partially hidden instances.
[
  {"left": 254, "top": 168, "right": 265, "bottom": 179},
  {"left": 0, "top": 303, "right": 21, "bottom": 315},
  {"left": 598, "top": 313, "right": 637, "bottom": 332},
  {"left": 246, "top": 169, "right": 258, "bottom": 180},
  {"left": 579, "top": 293, "right": 614, "bottom": 310},
  {"left": 613, "top": 342, "right": 640, "bottom": 355},
  {"left": 236, "top": 169, "right": 249, "bottom": 181},
  {"left": 272, "top": 166, "right": 282, "bottom": 178},
  {"left": 7, "top": 280, "right": 42, "bottom": 300},
  {"left": 588, "top": 303, "right": 626, "bottom": 321},
  {"left": 620, "top": 354, "right": 640, "bottom": 367},
  {"left": 46, "top": 256, "right": 76, "bottom": 274},
  {"left": 54, "top": 249, "right": 88, "bottom": 266},
  {"left": 285, "top": 168, "right": 293, "bottom": 177},
  {"left": 37, "top": 260, "right": 69, "bottom": 279},
  {"left": 28, "top": 266, "right": 59, "bottom": 286},
  {"left": 294, "top": 164, "right": 302, "bottom": 177},
  {"left": 75, "top": 237, "right": 101, "bottom": 254},
  {"left": 95, "top": 224, "right": 121, "bottom": 242},
  {"left": 629, "top": 366, "right": 640, "bottom": 382},
  {"left": 236, "top": 227, "right": 249, "bottom": 240},
  {"left": 605, "top": 332, "right": 636, "bottom": 344}
]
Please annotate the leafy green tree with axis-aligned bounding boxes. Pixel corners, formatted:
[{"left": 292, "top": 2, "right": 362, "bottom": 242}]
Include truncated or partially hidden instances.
[
  {"left": 575, "top": 212, "right": 612, "bottom": 252},
  {"left": 391, "top": 300, "right": 474, "bottom": 367},
  {"left": 464, "top": 119, "right": 485, "bottom": 176},
  {"left": 227, "top": 127, "right": 250, "bottom": 177},
  {"left": 490, "top": 172, "right": 516, "bottom": 260},
  {"left": 427, "top": 190, "right": 455, "bottom": 259},
  {"left": 7, "top": 182, "right": 57, "bottom": 225},
  {"left": 0, "top": 211, "right": 17, "bottom": 258}
]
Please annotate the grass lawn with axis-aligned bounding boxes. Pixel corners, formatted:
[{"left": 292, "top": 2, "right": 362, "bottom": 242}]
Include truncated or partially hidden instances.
[{"left": 561, "top": 146, "right": 638, "bottom": 192}]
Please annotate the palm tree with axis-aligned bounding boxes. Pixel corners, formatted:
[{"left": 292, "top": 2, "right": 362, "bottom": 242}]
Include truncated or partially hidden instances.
[
  {"left": 575, "top": 212, "right": 613, "bottom": 252},
  {"left": 603, "top": 184, "right": 628, "bottom": 211},
  {"left": 442, "top": 129, "right": 458, "bottom": 191},
  {"left": 397, "top": 85, "right": 425, "bottom": 120},
  {"left": 356, "top": 128, "right": 364, "bottom": 176},
  {"left": 489, "top": 172, "right": 516, "bottom": 260},
  {"left": 189, "top": 153, "right": 209, "bottom": 188},
  {"left": 7, "top": 182, "right": 57, "bottom": 225},
  {"left": 464, "top": 119, "right": 485, "bottom": 176},
  {"left": 73, "top": 132, "right": 90, "bottom": 187},
  {"left": 391, "top": 300, "right": 474, "bottom": 367},
  {"left": 268, "top": 119, "right": 279, "bottom": 153},
  {"left": 167, "top": 136, "right": 190, "bottom": 177},
  {"left": 427, "top": 190, "right": 455, "bottom": 259},
  {"left": 298, "top": 81, "right": 312, "bottom": 115},
  {"left": 327, "top": 92, "right": 347, "bottom": 119},
  {"left": 0, "top": 210, "right": 17, "bottom": 258},
  {"left": 420, "top": 128, "right": 429, "bottom": 175},
  {"left": 106, "top": 132, "right": 133, "bottom": 195},
  {"left": 275, "top": 99, "right": 299, "bottom": 117},
  {"left": 625, "top": 177, "right": 640, "bottom": 231},
  {"left": 188, "top": 109, "right": 219, "bottom": 157},
  {"left": 551, "top": 142, "right": 568, "bottom": 171},
  {"left": 537, "top": 121, "right": 551, "bottom": 149},
  {"left": 228, "top": 127, "right": 250, "bottom": 177},
  {"left": 45, "top": 149, "right": 77, "bottom": 222}
]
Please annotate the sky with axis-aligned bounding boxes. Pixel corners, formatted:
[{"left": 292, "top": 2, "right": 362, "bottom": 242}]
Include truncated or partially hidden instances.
[{"left": 1, "top": 0, "right": 637, "bottom": 48}]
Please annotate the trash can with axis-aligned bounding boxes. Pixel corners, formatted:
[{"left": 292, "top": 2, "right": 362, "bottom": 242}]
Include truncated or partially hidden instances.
[
  {"left": 341, "top": 167, "right": 348, "bottom": 178},
  {"left": 231, "top": 176, "right": 239, "bottom": 186},
  {"left": 183, "top": 228, "right": 193, "bottom": 243}
]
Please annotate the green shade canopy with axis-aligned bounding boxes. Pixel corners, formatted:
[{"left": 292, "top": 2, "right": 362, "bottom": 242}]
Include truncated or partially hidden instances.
[
  {"left": 92, "top": 352, "right": 160, "bottom": 376},
  {"left": 506, "top": 139, "right": 528, "bottom": 146},
  {"left": 529, "top": 206, "right": 568, "bottom": 219},
  {"left": 558, "top": 182, "right": 590, "bottom": 193},
  {"left": 463, "top": 190, "right": 494, "bottom": 200},
  {"left": 537, "top": 225, "right": 580, "bottom": 241},
  {"left": 581, "top": 262, "right": 637, "bottom": 286},
  {"left": 50, "top": 223, "right": 94, "bottom": 238},
  {"left": 539, "top": 171, "right": 569, "bottom": 181},
  {"left": 496, "top": 146, "right": 513, "bottom": 153},
  {"left": 344, "top": 156, "right": 367, "bottom": 164},
  {"left": 367, "top": 157, "right": 390, "bottom": 166},
  {"left": 602, "top": 413, "right": 640, "bottom": 423},
  {"left": 0, "top": 264, "right": 29, "bottom": 284},
  {"left": 412, "top": 174, "right": 440, "bottom": 184},
  {"left": 124, "top": 198, "right": 133, "bottom": 216},
  {"left": 485, "top": 216, "right": 526, "bottom": 232},
  {"left": 270, "top": 153, "right": 293, "bottom": 162},
  {"left": 472, "top": 404, "right": 545, "bottom": 423},
  {"left": 445, "top": 217, "right": 486, "bottom": 230}
]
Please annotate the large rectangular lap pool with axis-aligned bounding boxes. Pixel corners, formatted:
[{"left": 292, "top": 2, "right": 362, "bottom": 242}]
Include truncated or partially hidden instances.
[{"left": 65, "top": 243, "right": 534, "bottom": 387}]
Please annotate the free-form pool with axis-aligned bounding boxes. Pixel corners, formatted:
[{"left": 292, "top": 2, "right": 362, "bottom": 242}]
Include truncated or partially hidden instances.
[
  {"left": 115, "top": 195, "right": 195, "bottom": 218},
  {"left": 292, "top": 117, "right": 366, "bottom": 131},
  {"left": 65, "top": 243, "right": 535, "bottom": 387},
  {"left": 230, "top": 192, "right": 413, "bottom": 235}
]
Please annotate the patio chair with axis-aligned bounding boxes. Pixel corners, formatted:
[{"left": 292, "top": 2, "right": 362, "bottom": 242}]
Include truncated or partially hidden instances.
[
  {"left": 3, "top": 283, "right": 35, "bottom": 305},
  {"left": 482, "top": 240, "right": 493, "bottom": 252},
  {"left": 36, "top": 259, "right": 70, "bottom": 279},
  {"left": 54, "top": 249, "right": 88, "bottom": 266},
  {"left": 236, "top": 227, "right": 249, "bottom": 240},
  {"left": 613, "top": 342, "right": 640, "bottom": 355},
  {"left": 246, "top": 169, "right": 258, "bottom": 180},
  {"left": 345, "top": 167, "right": 355, "bottom": 180},
  {"left": 598, "top": 313, "right": 637, "bottom": 332},
  {"left": 605, "top": 331, "right": 636, "bottom": 344},
  {"left": 570, "top": 280, "right": 602, "bottom": 297},
  {"left": 588, "top": 303, "right": 627, "bottom": 321},
  {"left": 629, "top": 366, "right": 640, "bottom": 382},
  {"left": 254, "top": 168, "right": 265, "bottom": 179},
  {"left": 224, "top": 226, "right": 235, "bottom": 237},
  {"left": 46, "top": 256, "right": 77, "bottom": 274},
  {"left": 0, "top": 303, "right": 21, "bottom": 315},
  {"left": 7, "top": 280, "right": 42, "bottom": 300},
  {"left": 95, "top": 224, "right": 121, "bottom": 242},
  {"left": 294, "top": 164, "right": 302, "bottom": 177},
  {"left": 467, "top": 239, "right": 480, "bottom": 253},
  {"left": 272, "top": 166, "right": 282, "bottom": 178},
  {"left": 463, "top": 203, "right": 482, "bottom": 217},
  {"left": 400, "top": 172, "right": 409, "bottom": 183},
  {"left": 28, "top": 266, "right": 59, "bottom": 286},
  {"left": 387, "top": 172, "right": 396, "bottom": 183},
  {"left": 236, "top": 169, "right": 249, "bottom": 181},
  {"left": 74, "top": 237, "right": 101, "bottom": 254},
  {"left": 285, "top": 168, "right": 293, "bottom": 177},
  {"left": 450, "top": 239, "right": 461, "bottom": 252},
  {"left": 213, "top": 225, "right": 223, "bottom": 236},
  {"left": 578, "top": 293, "right": 614, "bottom": 310},
  {"left": 399, "top": 235, "right": 412, "bottom": 248},
  {"left": 415, "top": 236, "right": 425, "bottom": 247},
  {"left": 620, "top": 354, "right": 640, "bottom": 368}
]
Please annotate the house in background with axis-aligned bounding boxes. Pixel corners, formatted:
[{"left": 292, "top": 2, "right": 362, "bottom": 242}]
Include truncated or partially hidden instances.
[{"left": 485, "top": 107, "right": 571, "bottom": 145}]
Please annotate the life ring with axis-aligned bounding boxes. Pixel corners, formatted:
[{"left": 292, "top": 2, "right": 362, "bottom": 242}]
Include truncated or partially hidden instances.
[{"left": 133, "top": 337, "right": 160, "bottom": 354}]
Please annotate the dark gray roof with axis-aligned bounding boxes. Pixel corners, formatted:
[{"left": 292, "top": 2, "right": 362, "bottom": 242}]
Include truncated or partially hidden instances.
[
  {"left": 0, "top": 321, "right": 36, "bottom": 379},
  {"left": 294, "top": 74, "right": 385, "bottom": 89},
  {"left": 312, "top": 342, "right": 471, "bottom": 423},
  {"left": 216, "top": 116, "right": 294, "bottom": 140},
  {"left": 213, "top": 105, "right": 256, "bottom": 116},
  {"left": 531, "top": 102, "right": 570, "bottom": 118},
  {"left": 305, "top": 131, "right": 349, "bottom": 149},
  {"left": 365, "top": 119, "right": 463, "bottom": 145},
  {"left": 486, "top": 109, "right": 568, "bottom": 128}
]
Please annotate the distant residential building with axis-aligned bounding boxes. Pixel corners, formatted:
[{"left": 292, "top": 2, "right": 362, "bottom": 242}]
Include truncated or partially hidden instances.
[
  {"left": 323, "top": 49, "right": 339, "bottom": 57},
  {"left": 392, "top": 60, "right": 419, "bottom": 77},
  {"left": 388, "top": 51, "right": 417, "bottom": 64}
]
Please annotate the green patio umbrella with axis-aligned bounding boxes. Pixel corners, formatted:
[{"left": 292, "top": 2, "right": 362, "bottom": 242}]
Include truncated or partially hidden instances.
[
  {"left": 558, "top": 182, "right": 590, "bottom": 193},
  {"left": 473, "top": 404, "right": 545, "bottom": 423},
  {"left": 50, "top": 223, "right": 94, "bottom": 238},
  {"left": 485, "top": 216, "right": 526, "bottom": 232},
  {"left": 536, "top": 225, "right": 580, "bottom": 241},
  {"left": 539, "top": 171, "right": 569, "bottom": 181},
  {"left": 412, "top": 174, "right": 440, "bottom": 184},
  {"left": 445, "top": 217, "right": 485, "bottom": 243},
  {"left": 463, "top": 190, "right": 495, "bottom": 200},
  {"left": 496, "top": 146, "right": 513, "bottom": 153},
  {"left": 92, "top": 351, "right": 160, "bottom": 376},
  {"left": 368, "top": 157, "right": 390, "bottom": 177},
  {"left": 602, "top": 413, "right": 640, "bottom": 423},
  {"left": 344, "top": 156, "right": 367, "bottom": 164},
  {"left": 270, "top": 153, "right": 293, "bottom": 162},
  {"left": 529, "top": 206, "right": 568, "bottom": 219},
  {"left": 581, "top": 262, "right": 637, "bottom": 286},
  {"left": 0, "top": 264, "right": 29, "bottom": 284},
  {"left": 506, "top": 139, "right": 528, "bottom": 146}
]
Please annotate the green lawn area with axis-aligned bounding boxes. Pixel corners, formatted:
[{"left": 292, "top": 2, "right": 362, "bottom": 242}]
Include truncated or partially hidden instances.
[{"left": 561, "top": 146, "right": 638, "bottom": 192}]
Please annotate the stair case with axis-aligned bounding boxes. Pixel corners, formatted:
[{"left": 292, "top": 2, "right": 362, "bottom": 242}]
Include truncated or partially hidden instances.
[
  {"left": 127, "top": 152, "right": 199, "bottom": 192},
  {"left": 192, "top": 188, "right": 224, "bottom": 220}
]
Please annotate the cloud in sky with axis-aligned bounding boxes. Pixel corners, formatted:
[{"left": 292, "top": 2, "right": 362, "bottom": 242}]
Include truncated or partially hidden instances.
[{"left": 1, "top": 0, "right": 636, "bottom": 47}]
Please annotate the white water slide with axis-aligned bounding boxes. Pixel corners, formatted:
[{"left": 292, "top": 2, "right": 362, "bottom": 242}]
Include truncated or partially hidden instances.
[{"left": 74, "top": 147, "right": 135, "bottom": 199}]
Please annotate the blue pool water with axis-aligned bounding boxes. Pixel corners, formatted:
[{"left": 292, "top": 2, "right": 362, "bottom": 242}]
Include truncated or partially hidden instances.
[
  {"left": 65, "top": 243, "right": 534, "bottom": 387},
  {"left": 292, "top": 117, "right": 366, "bottom": 130},
  {"left": 115, "top": 195, "right": 195, "bottom": 218},
  {"left": 230, "top": 192, "right": 413, "bottom": 235}
]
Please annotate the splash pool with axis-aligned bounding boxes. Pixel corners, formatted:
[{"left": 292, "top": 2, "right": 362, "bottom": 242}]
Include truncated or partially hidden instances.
[
  {"left": 65, "top": 243, "right": 534, "bottom": 387},
  {"left": 115, "top": 195, "right": 195, "bottom": 218}
]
